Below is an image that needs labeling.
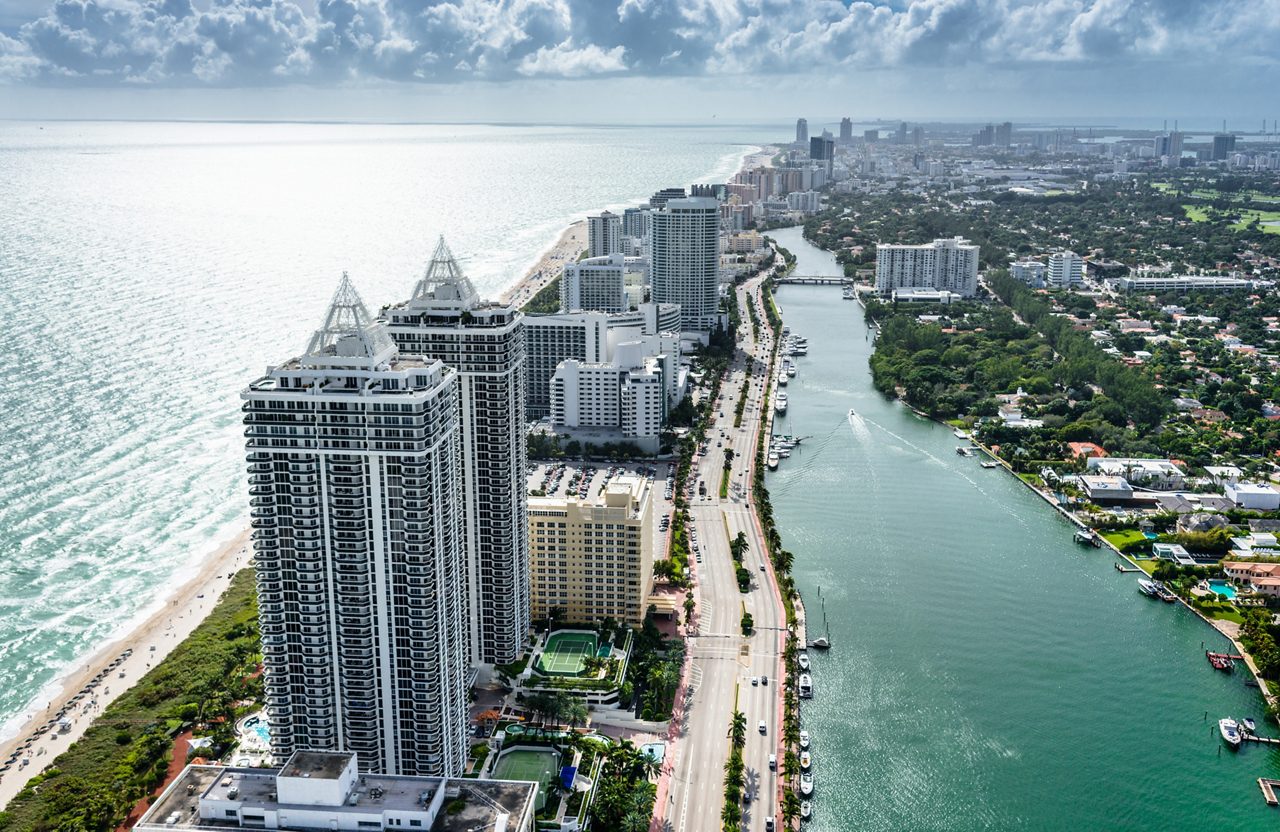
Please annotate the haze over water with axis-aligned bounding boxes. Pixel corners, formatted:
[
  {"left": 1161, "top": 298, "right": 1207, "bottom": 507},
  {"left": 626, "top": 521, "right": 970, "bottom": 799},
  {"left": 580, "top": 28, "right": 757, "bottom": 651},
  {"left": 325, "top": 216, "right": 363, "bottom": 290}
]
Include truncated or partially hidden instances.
[
  {"left": 0, "top": 121, "right": 767, "bottom": 739},
  {"left": 766, "top": 226, "right": 1280, "bottom": 830}
]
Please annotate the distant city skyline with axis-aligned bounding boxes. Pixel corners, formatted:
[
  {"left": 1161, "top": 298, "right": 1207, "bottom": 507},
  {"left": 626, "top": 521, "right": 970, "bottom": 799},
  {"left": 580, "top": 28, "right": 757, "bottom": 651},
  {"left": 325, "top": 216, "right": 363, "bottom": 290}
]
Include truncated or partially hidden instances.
[{"left": 0, "top": 0, "right": 1276, "bottom": 121}]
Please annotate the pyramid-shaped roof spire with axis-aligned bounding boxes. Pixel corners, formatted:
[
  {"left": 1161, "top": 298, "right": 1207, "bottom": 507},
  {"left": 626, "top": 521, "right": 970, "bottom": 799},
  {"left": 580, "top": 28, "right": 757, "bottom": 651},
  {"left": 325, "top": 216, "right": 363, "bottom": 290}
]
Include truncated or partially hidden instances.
[
  {"left": 409, "top": 235, "right": 480, "bottom": 310},
  {"left": 302, "top": 272, "right": 397, "bottom": 367}
]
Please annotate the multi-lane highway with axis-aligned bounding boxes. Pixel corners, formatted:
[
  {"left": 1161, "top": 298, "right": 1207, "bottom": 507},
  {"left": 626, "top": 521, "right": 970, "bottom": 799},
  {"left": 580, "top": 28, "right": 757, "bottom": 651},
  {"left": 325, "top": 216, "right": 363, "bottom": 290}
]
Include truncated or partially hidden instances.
[{"left": 664, "top": 270, "right": 787, "bottom": 832}]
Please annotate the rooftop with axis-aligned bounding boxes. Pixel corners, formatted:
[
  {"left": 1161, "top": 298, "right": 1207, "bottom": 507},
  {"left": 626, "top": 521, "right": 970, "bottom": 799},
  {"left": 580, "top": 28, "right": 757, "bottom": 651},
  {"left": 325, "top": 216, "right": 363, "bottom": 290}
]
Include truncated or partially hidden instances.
[{"left": 279, "top": 750, "right": 351, "bottom": 780}]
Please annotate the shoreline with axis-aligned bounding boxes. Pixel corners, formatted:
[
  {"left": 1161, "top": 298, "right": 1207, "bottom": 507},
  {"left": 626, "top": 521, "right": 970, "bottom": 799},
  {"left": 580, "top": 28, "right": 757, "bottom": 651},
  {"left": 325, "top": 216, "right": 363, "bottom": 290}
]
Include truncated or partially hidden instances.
[
  {"left": 497, "top": 220, "right": 586, "bottom": 308},
  {"left": 0, "top": 529, "right": 252, "bottom": 808}
]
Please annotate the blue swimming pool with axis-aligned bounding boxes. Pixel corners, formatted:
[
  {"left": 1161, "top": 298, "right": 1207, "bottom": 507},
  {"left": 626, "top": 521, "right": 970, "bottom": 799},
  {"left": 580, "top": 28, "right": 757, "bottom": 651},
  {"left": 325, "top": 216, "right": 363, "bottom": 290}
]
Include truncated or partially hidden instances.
[{"left": 1208, "top": 580, "right": 1237, "bottom": 600}]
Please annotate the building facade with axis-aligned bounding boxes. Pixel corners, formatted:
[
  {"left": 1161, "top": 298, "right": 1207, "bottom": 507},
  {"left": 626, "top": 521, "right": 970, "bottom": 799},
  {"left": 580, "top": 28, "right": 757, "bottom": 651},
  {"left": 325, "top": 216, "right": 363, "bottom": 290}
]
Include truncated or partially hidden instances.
[
  {"left": 528, "top": 474, "right": 655, "bottom": 627},
  {"left": 1011, "top": 260, "right": 1046, "bottom": 288},
  {"left": 795, "top": 118, "right": 808, "bottom": 145},
  {"left": 242, "top": 275, "right": 468, "bottom": 776},
  {"left": 1047, "top": 251, "right": 1084, "bottom": 289},
  {"left": 874, "top": 237, "right": 979, "bottom": 297},
  {"left": 587, "top": 210, "right": 623, "bottom": 258},
  {"left": 383, "top": 238, "right": 530, "bottom": 667},
  {"left": 650, "top": 196, "right": 722, "bottom": 332}
]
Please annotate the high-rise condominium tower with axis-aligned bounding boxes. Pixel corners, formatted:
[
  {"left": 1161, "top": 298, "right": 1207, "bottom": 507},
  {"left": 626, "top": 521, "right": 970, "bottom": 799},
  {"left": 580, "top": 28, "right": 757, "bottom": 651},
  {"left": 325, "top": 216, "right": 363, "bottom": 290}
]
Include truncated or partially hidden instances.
[
  {"left": 587, "top": 210, "right": 623, "bottom": 258},
  {"left": 243, "top": 275, "right": 468, "bottom": 777},
  {"left": 383, "top": 238, "right": 529, "bottom": 666},
  {"left": 796, "top": 117, "right": 809, "bottom": 145},
  {"left": 650, "top": 196, "right": 721, "bottom": 333}
]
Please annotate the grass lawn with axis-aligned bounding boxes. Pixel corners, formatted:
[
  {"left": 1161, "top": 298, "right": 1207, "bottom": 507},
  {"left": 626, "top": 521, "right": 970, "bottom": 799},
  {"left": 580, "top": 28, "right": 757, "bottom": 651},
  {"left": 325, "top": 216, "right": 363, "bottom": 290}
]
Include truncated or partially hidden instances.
[
  {"left": 1182, "top": 204, "right": 1280, "bottom": 233},
  {"left": 1102, "top": 529, "right": 1149, "bottom": 550},
  {"left": 1198, "top": 604, "right": 1245, "bottom": 625},
  {"left": 1135, "top": 559, "right": 1158, "bottom": 575}
]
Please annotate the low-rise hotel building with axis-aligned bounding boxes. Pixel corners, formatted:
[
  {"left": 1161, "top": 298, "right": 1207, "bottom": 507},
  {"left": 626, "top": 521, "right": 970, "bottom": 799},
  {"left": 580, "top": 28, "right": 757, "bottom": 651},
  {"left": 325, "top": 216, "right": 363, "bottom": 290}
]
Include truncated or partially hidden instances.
[
  {"left": 135, "top": 751, "right": 535, "bottom": 832},
  {"left": 528, "top": 474, "right": 654, "bottom": 627}
]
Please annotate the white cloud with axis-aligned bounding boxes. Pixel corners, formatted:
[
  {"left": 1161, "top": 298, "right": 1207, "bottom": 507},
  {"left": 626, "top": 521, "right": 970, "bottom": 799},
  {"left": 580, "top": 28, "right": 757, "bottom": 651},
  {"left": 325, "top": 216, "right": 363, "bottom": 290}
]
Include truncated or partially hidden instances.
[
  {"left": 517, "top": 39, "right": 625, "bottom": 77},
  {"left": 0, "top": 0, "right": 1275, "bottom": 86}
]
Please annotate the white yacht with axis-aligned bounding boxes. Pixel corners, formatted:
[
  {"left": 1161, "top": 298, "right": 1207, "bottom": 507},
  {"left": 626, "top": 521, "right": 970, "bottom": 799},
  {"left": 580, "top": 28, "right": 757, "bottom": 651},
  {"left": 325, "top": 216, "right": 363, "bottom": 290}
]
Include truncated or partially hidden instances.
[
  {"left": 800, "top": 772, "right": 814, "bottom": 796},
  {"left": 767, "top": 452, "right": 779, "bottom": 470},
  {"left": 798, "top": 673, "right": 813, "bottom": 698},
  {"left": 797, "top": 652, "right": 810, "bottom": 671},
  {"left": 775, "top": 392, "right": 788, "bottom": 414},
  {"left": 799, "top": 730, "right": 810, "bottom": 750}
]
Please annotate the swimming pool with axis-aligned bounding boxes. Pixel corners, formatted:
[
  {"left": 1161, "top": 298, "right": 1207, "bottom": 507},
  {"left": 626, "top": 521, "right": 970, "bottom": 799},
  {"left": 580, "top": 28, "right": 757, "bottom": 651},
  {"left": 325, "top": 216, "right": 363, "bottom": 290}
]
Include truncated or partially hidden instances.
[{"left": 1208, "top": 580, "right": 1237, "bottom": 600}]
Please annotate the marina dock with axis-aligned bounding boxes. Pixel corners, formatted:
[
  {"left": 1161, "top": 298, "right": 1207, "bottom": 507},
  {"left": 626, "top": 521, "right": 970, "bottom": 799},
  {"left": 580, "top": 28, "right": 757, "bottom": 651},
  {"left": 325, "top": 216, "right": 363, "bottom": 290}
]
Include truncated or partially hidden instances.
[{"left": 1259, "top": 778, "right": 1280, "bottom": 805}]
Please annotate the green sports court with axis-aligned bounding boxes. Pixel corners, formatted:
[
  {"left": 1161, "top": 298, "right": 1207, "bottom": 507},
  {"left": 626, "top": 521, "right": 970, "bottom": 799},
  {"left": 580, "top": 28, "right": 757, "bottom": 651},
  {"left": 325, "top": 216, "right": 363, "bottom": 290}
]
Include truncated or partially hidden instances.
[{"left": 535, "top": 631, "right": 600, "bottom": 676}]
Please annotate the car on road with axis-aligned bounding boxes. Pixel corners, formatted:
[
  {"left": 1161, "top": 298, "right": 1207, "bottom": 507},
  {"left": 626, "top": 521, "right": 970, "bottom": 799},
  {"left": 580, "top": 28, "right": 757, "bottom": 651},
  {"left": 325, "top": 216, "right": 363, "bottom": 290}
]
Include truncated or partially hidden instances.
[
  {"left": 768, "top": 753, "right": 776, "bottom": 770},
  {"left": 765, "top": 817, "right": 775, "bottom": 830},
  {"left": 762, "top": 675, "right": 768, "bottom": 686},
  {"left": 759, "top": 563, "right": 765, "bottom": 571},
  {"left": 751, "top": 676, "right": 758, "bottom": 686},
  {"left": 758, "top": 720, "right": 767, "bottom": 735}
]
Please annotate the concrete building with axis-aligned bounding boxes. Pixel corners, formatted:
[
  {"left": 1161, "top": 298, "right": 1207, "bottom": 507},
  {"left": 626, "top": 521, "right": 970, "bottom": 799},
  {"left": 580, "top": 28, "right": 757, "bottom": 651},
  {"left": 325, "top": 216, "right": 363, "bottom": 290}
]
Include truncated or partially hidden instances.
[
  {"left": 383, "top": 238, "right": 529, "bottom": 668},
  {"left": 1226, "top": 482, "right": 1280, "bottom": 511},
  {"left": 548, "top": 336, "right": 679, "bottom": 453},
  {"left": 1085, "top": 457, "right": 1185, "bottom": 490},
  {"left": 560, "top": 253, "right": 631, "bottom": 313},
  {"left": 839, "top": 117, "right": 853, "bottom": 142},
  {"left": 135, "top": 751, "right": 536, "bottom": 832},
  {"left": 242, "top": 276, "right": 467, "bottom": 776},
  {"left": 1079, "top": 475, "right": 1135, "bottom": 502},
  {"left": 528, "top": 474, "right": 654, "bottom": 626},
  {"left": 786, "top": 190, "right": 822, "bottom": 213},
  {"left": 523, "top": 303, "right": 682, "bottom": 420},
  {"left": 1212, "top": 134, "right": 1236, "bottom": 161},
  {"left": 1011, "top": 260, "right": 1046, "bottom": 288},
  {"left": 1047, "top": 251, "right": 1084, "bottom": 289},
  {"left": 587, "top": 210, "right": 623, "bottom": 258},
  {"left": 649, "top": 187, "right": 687, "bottom": 209},
  {"left": 622, "top": 206, "right": 651, "bottom": 241},
  {"left": 889, "top": 288, "right": 963, "bottom": 304},
  {"left": 650, "top": 196, "right": 722, "bottom": 332},
  {"left": 795, "top": 118, "right": 808, "bottom": 145},
  {"left": 1112, "top": 275, "right": 1256, "bottom": 293},
  {"left": 874, "top": 237, "right": 979, "bottom": 297}
]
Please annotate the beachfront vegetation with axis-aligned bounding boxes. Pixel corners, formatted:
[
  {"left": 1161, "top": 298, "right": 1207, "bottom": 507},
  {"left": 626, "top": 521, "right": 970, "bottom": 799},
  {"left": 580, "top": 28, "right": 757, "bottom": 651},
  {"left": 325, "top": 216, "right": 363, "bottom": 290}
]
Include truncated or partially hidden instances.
[
  {"left": 522, "top": 274, "right": 562, "bottom": 314},
  {"left": 0, "top": 571, "right": 260, "bottom": 832}
]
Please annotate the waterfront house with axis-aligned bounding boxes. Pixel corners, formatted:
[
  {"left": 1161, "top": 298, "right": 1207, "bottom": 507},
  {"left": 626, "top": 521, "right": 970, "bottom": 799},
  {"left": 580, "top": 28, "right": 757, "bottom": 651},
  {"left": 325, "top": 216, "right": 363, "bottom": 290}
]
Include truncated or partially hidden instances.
[
  {"left": 1226, "top": 482, "right": 1280, "bottom": 511},
  {"left": 1079, "top": 475, "right": 1134, "bottom": 503},
  {"left": 1067, "top": 441, "right": 1107, "bottom": 460},
  {"left": 1222, "top": 562, "right": 1280, "bottom": 598},
  {"left": 1085, "top": 457, "right": 1185, "bottom": 491},
  {"left": 1176, "top": 512, "right": 1229, "bottom": 534},
  {"left": 1152, "top": 543, "right": 1196, "bottom": 566}
]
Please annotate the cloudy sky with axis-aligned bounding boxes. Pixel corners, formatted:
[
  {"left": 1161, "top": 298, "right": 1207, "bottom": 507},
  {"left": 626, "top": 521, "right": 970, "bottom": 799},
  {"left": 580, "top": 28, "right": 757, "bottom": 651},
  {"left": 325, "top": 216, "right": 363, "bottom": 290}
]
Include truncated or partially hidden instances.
[{"left": 0, "top": 0, "right": 1276, "bottom": 121}]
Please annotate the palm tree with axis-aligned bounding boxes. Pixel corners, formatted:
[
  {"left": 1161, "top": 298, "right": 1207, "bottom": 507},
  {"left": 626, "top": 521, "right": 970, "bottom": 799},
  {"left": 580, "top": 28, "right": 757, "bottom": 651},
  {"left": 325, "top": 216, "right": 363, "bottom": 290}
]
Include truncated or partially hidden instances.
[
  {"left": 729, "top": 710, "right": 748, "bottom": 748},
  {"left": 782, "top": 789, "right": 802, "bottom": 824}
]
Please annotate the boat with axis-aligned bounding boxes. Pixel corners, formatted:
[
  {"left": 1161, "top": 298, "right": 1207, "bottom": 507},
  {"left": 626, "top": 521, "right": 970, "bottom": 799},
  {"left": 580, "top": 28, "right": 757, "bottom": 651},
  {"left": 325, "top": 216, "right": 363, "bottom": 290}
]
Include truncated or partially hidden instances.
[
  {"left": 1155, "top": 583, "right": 1177, "bottom": 603},
  {"left": 801, "top": 801, "right": 812, "bottom": 820},
  {"left": 777, "top": 374, "right": 788, "bottom": 386},
  {"left": 955, "top": 446, "right": 974, "bottom": 457},
  {"left": 1207, "top": 651, "right": 1236, "bottom": 672},
  {"left": 797, "top": 652, "right": 810, "bottom": 671},
  {"left": 800, "top": 750, "right": 812, "bottom": 770},
  {"left": 798, "top": 673, "right": 813, "bottom": 699},
  {"left": 777, "top": 449, "right": 790, "bottom": 458},
  {"left": 787, "top": 364, "right": 797, "bottom": 377},
  {"left": 953, "top": 428, "right": 969, "bottom": 439},
  {"left": 800, "top": 772, "right": 814, "bottom": 796},
  {"left": 1073, "top": 529, "right": 1101, "bottom": 547},
  {"left": 809, "top": 636, "right": 830, "bottom": 650},
  {"left": 980, "top": 460, "right": 1000, "bottom": 469},
  {"left": 799, "top": 730, "right": 810, "bottom": 749},
  {"left": 775, "top": 393, "right": 788, "bottom": 414},
  {"left": 1220, "top": 718, "right": 1243, "bottom": 749},
  {"left": 767, "top": 452, "right": 779, "bottom": 470},
  {"left": 1243, "top": 717, "right": 1257, "bottom": 734},
  {"left": 1137, "top": 579, "right": 1159, "bottom": 597}
]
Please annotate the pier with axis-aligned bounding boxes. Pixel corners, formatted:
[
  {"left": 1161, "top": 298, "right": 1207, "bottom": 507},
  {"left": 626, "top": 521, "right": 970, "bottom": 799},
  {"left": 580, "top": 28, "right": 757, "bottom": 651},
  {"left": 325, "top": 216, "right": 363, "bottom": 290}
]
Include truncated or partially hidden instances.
[{"left": 1259, "top": 778, "right": 1280, "bottom": 806}]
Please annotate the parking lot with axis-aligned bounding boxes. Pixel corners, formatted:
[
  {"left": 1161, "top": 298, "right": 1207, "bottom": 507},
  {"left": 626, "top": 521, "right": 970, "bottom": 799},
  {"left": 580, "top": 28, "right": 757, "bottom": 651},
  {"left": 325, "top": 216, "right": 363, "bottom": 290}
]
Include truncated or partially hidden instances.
[{"left": 527, "top": 461, "right": 677, "bottom": 546}]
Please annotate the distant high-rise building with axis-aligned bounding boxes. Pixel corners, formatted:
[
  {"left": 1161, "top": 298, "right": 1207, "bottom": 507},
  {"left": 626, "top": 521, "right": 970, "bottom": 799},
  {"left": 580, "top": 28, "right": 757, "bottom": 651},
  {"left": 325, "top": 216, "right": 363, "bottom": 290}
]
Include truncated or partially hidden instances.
[
  {"left": 244, "top": 275, "right": 468, "bottom": 776},
  {"left": 839, "top": 117, "right": 853, "bottom": 141},
  {"left": 560, "top": 253, "right": 630, "bottom": 313},
  {"left": 1155, "top": 131, "right": 1184, "bottom": 167},
  {"left": 864, "top": 128, "right": 878, "bottom": 143},
  {"left": 649, "top": 187, "right": 687, "bottom": 209},
  {"left": 622, "top": 206, "right": 651, "bottom": 240},
  {"left": 383, "top": 239, "right": 529, "bottom": 667},
  {"left": 796, "top": 118, "right": 809, "bottom": 145},
  {"left": 587, "top": 210, "right": 623, "bottom": 258},
  {"left": 1212, "top": 134, "right": 1236, "bottom": 161},
  {"left": 690, "top": 183, "right": 728, "bottom": 200},
  {"left": 1047, "top": 251, "right": 1084, "bottom": 289},
  {"left": 650, "top": 196, "right": 721, "bottom": 332},
  {"left": 875, "top": 237, "right": 979, "bottom": 297},
  {"left": 995, "top": 121, "right": 1013, "bottom": 147},
  {"left": 809, "top": 135, "right": 835, "bottom": 178},
  {"left": 896, "top": 122, "right": 908, "bottom": 144},
  {"left": 973, "top": 124, "right": 995, "bottom": 146},
  {"left": 912, "top": 126, "right": 924, "bottom": 146}
]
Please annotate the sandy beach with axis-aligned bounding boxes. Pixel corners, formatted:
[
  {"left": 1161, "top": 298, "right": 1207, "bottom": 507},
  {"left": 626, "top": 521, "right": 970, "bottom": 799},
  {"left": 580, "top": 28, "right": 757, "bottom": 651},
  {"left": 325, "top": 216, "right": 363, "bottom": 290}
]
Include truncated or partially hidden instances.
[
  {"left": 498, "top": 219, "right": 586, "bottom": 308},
  {"left": 0, "top": 529, "right": 253, "bottom": 809}
]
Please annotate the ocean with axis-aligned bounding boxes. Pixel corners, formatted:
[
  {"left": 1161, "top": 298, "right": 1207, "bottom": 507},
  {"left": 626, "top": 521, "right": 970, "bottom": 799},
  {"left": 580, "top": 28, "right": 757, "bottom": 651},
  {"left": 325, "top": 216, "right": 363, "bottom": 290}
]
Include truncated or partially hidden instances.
[{"left": 0, "top": 120, "right": 772, "bottom": 739}]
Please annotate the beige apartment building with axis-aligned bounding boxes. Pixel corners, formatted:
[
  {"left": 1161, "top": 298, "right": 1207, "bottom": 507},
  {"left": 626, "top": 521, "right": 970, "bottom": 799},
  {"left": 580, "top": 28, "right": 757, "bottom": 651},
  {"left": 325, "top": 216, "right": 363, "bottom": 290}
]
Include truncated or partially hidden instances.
[{"left": 528, "top": 474, "right": 654, "bottom": 627}]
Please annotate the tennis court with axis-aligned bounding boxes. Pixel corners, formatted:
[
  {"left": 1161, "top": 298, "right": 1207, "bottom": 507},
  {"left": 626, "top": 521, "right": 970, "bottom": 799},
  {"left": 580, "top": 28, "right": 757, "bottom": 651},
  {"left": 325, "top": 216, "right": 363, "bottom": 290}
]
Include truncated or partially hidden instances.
[
  {"left": 536, "top": 631, "right": 598, "bottom": 676},
  {"left": 492, "top": 748, "right": 561, "bottom": 809}
]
